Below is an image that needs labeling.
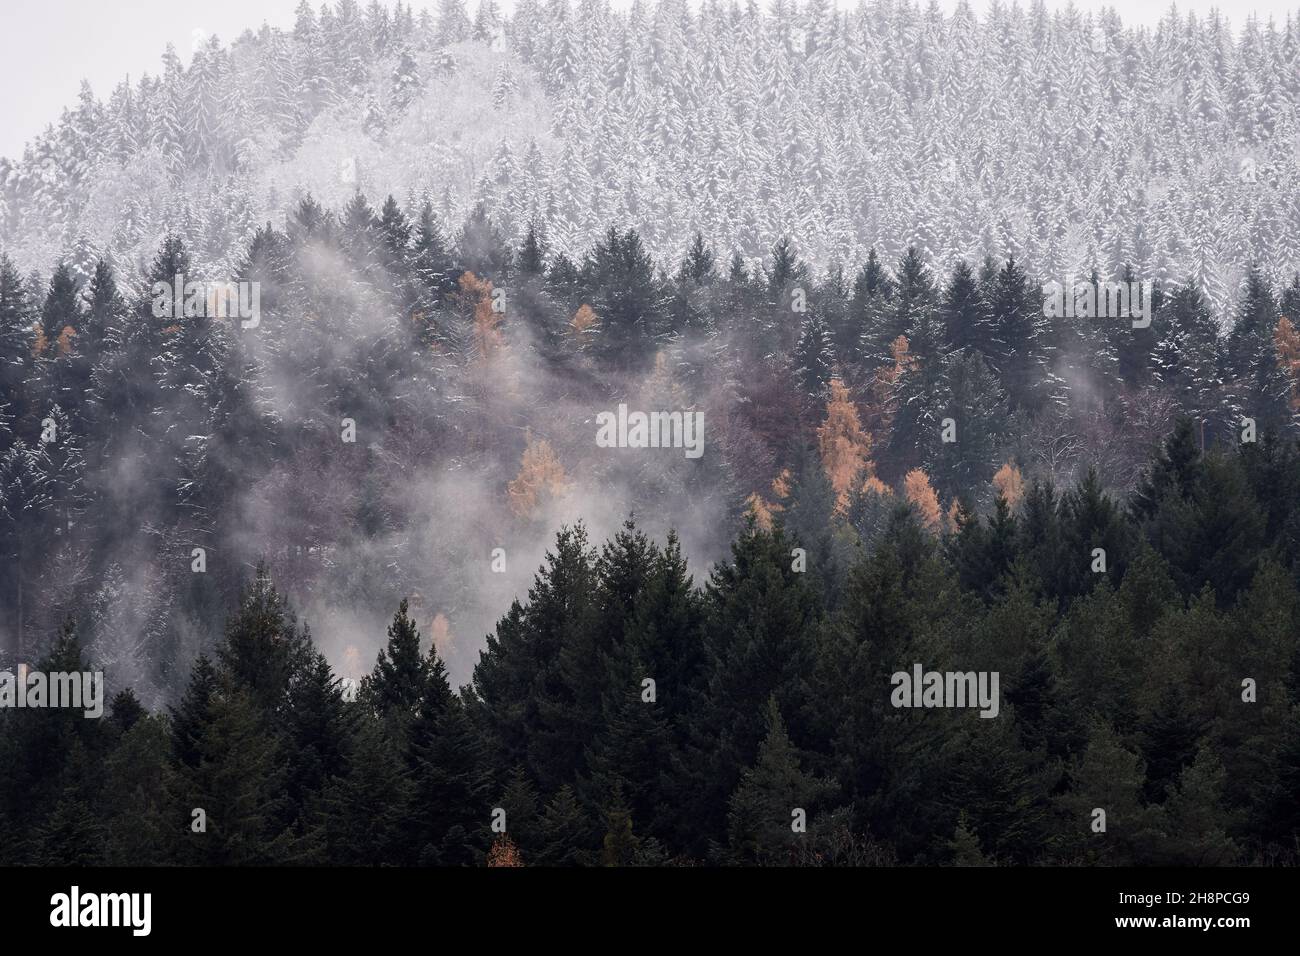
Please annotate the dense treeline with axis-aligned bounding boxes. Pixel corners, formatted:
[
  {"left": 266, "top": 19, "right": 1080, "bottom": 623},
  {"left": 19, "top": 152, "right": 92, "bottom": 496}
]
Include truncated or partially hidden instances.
[
  {"left": 2, "top": 414, "right": 1300, "bottom": 865},
  {"left": 1, "top": 191, "right": 1298, "bottom": 700},
  {"left": 2, "top": 191, "right": 1300, "bottom": 864},
  {"left": 7, "top": 0, "right": 1300, "bottom": 304}
]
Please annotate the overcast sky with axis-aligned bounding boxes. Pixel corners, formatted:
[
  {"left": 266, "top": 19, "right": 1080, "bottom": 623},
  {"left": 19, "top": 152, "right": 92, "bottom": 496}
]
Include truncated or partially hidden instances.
[{"left": 2, "top": 0, "right": 1297, "bottom": 161}]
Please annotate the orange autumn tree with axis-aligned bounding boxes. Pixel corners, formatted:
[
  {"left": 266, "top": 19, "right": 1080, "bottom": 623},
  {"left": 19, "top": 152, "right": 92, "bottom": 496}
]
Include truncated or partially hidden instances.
[
  {"left": 507, "top": 430, "right": 571, "bottom": 517},
  {"left": 1277, "top": 316, "right": 1300, "bottom": 411},
  {"left": 945, "top": 498, "right": 963, "bottom": 534},
  {"left": 817, "top": 378, "right": 876, "bottom": 513},
  {"left": 570, "top": 303, "right": 598, "bottom": 346},
  {"left": 56, "top": 325, "right": 76, "bottom": 356},
  {"left": 459, "top": 271, "right": 504, "bottom": 364},
  {"left": 862, "top": 474, "right": 893, "bottom": 498},
  {"left": 744, "top": 468, "right": 793, "bottom": 531},
  {"left": 864, "top": 335, "right": 917, "bottom": 438},
  {"left": 903, "top": 468, "right": 942, "bottom": 533},
  {"left": 992, "top": 462, "right": 1025, "bottom": 508},
  {"left": 486, "top": 835, "right": 524, "bottom": 867}
]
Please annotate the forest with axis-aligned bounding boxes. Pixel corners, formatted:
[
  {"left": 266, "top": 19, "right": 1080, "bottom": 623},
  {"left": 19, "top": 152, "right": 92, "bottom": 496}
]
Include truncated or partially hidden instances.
[{"left": 1, "top": 180, "right": 1300, "bottom": 864}]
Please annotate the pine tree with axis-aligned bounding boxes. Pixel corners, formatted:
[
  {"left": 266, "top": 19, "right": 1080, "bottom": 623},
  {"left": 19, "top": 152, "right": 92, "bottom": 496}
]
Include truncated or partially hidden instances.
[
  {"left": 984, "top": 257, "right": 1048, "bottom": 412},
  {"left": 725, "top": 697, "right": 836, "bottom": 865},
  {"left": 793, "top": 311, "right": 834, "bottom": 401},
  {"left": 360, "top": 598, "right": 429, "bottom": 730}
]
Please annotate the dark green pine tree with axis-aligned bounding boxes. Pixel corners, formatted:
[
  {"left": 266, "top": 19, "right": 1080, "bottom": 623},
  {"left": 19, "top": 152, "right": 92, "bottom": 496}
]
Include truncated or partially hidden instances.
[
  {"left": 1239, "top": 427, "right": 1300, "bottom": 551},
  {"left": 845, "top": 247, "right": 894, "bottom": 366},
  {"left": 1225, "top": 265, "right": 1278, "bottom": 383},
  {"left": 492, "top": 766, "right": 542, "bottom": 858},
  {"left": 407, "top": 647, "right": 489, "bottom": 866},
  {"left": 536, "top": 784, "right": 596, "bottom": 866},
  {"left": 360, "top": 597, "right": 429, "bottom": 733},
  {"left": 946, "top": 494, "right": 1019, "bottom": 603},
  {"left": 938, "top": 260, "right": 992, "bottom": 356},
  {"left": 1056, "top": 467, "right": 1132, "bottom": 599},
  {"left": 599, "top": 783, "right": 642, "bottom": 866},
  {"left": 467, "top": 524, "right": 599, "bottom": 791},
  {"left": 102, "top": 712, "right": 169, "bottom": 865},
  {"left": 928, "top": 349, "right": 1009, "bottom": 498},
  {"left": 319, "top": 713, "right": 414, "bottom": 865},
  {"left": 170, "top": 654, "right": 218, "bottom": 768},
  {"left": 0, "top": 254, "right": 35, "bottom": 434},
  {"left": 1157, "top": 749, "right": 1239, "bottom": 865},
  {"left": 518, "top": 219, "right": 549, "bottom": 276},
  {"left": 1139, "top": 683, "right": 1209, "bottom": 803},
  {"left": 783, "top": 445, "right": 847, "bottom": 611},
  {"left": 668, "top": 231, "right": 717, "bottom": 335},
  {"left": 883, "top": 247, "right": 936, "bottom": 361},
  {"left": 169, "top": 686, "right": 295, "bottom": 865},
  {"left": 582, "top": 227, "right": 665, "bottom": 369},
  {"left": 37, "top": 262, "right": 80, "bottom": 354},
  {"left": 984, "top": 256, "right": 1048, "bottom": 412},
  {"left": 724, "top": 697, "right": 836, "bottom": 865},
  {"left": 377, "top": 194, "right": 412, "bottom": 259},
  {"left": 79, "top": 259, "right": 125, "bottom": 440},
  {"left": 1131, "top": 416, "right": 1203, "bottom": 520},
  {"left": 34, "top": 264, "right": 85, "bottom": 423},
  {"left": 1005, "top": 643, "right": 1081, "bottom": 761},
  {"left": 683, "top": 525, "right": 820, "bottom": 850},
  {"left": 341, "top": 191, "right": 380, "bottom": 272},
  {"left": 1145, "top": 450, "right": 1266, "bottom": 606},
  {"left": 457, "top": 203, "right": 513, "bottom": 279},
  {"left": 793, "top": 310, "right": 835, "bottom": 401},
  {"left": 34, "top": 795, "right": 108, "bottom": 866},
  {"left": 583, "top": 659, "right": 675, "bottom": 847},
  {"left": 941, "top": 715, "right": 1054, "bottom": 865},
  {"left": 0, "top": 440, "right": 51, "bottom": 658},
  {"left": 1111, "top": 263, "right": 1158, "bottom": 390},
  {"left": 283, "top": 650, "right": 356, "bottom": 849},
  {"left": 218, "top": 564, "right": 312, "bottom": 716},
  {"left": 1151, "top": 286, "right": 1226, "bottom": 442},
  {"left": 621, "top": 529, "right": 708, "bottom": 724},
  {"left": 1054, "top": 719, "right": 1159, "bottom": 865}
]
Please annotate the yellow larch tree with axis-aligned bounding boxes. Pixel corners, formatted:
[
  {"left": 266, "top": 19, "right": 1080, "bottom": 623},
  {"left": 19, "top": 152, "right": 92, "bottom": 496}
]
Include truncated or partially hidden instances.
[
  {"left": 991, "top": 462, "right": 1025, "bottom": 508},
  {"left": 903, "top": 468, "right": 942, "bottom": 533},
  {"left": 459, "top": 271, "right": 504, "bottom": 364},
  {"left": 744, "top": 469, "right": 794, "bottom": 531},
  {"left": 865, "top": 335, "right": 916, "bottom": 438},
  {"left": 507, "top": 430, "right": 571, "bottom": 518},
  {"left": 817, "top": 378, "right": 876, "bottom": 513},
  {"left": 570, "top": 304, "right": 598, "bottom": 346},
  {"left": 862, "top": 475, "right": 893, "bottom": 498},
  {"left": 1276, "top": 316, "right": 1300, "bottom": 411},
  {"left": 945, "top": 498, "right": 963, "bottom": 534}
]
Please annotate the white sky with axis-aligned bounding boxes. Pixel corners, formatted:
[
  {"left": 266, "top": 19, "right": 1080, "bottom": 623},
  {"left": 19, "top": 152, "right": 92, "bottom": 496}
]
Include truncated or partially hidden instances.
[{"left": 1, "top": 0, "right": 1298, "bottom": 161}]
